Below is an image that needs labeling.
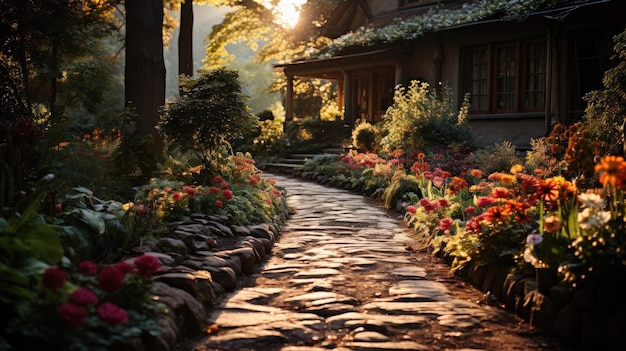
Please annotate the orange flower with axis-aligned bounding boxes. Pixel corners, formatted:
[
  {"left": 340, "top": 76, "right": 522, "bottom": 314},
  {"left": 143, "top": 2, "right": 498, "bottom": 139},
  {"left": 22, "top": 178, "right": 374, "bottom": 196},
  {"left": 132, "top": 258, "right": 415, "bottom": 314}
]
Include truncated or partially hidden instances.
[
  {"left": 510, "top": 164, "right": 524, "bottom": 174},
  {"left": 172, "top": 192, "right": 183, "bottom": 201},
  {"left": 483, "top": 205, "right": 511, "bottom": 224},
  {"left": 534, "top": 179, "right": 559, "bottom": 202},
  {"left": 470, "top": 169, "right": 483, "bottom": 178},
  {"left": 543, "top": 215, "right": 563, "bottom": 234},
  {"left": 595, "top": 155, "right": 626, "bottom": 189}
]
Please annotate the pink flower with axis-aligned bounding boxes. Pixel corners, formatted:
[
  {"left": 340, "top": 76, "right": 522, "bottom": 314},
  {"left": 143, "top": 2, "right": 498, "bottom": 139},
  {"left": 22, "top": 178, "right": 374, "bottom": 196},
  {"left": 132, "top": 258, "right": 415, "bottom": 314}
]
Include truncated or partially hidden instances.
[
  {"left": 78, "top": 260, "right": 98, "bottom": 276},
  {"left": 42, "top": 267, "right": 67, "bottom": 290},
  {"left": 183, "top": 185, "right": 196, "bottom": 197},
  {"left": 57, "top": 303, "right": 87, "bottom": 328},
  {"left": 97, "top": 302, "right": 128, "bottom": 325},
  {"left": 69, "top": 288, "right": 98, "bottom": 306},
  {"left": 406, "top": 205, "right": 417, "bottom": 214},
  {"left": 222, "top": 189, "right": 233, "bottom": 200},
  {"left": 135, "top": 204, "right": 147, "bottom": 215},
  {"left": 439, "top": 218, "right": 454, "bottom": 231},
  {"left": 133, "top": 255, "right": 160, "bottom": 276},
  {"left": 526, "top": 234, "right": 544, "bottom": 246},
  {"left": 98, "top": 266, "right": 125, "bottom": 293},
  {"left": 433, "top": 176, "right": 443, "bottom": 188}
]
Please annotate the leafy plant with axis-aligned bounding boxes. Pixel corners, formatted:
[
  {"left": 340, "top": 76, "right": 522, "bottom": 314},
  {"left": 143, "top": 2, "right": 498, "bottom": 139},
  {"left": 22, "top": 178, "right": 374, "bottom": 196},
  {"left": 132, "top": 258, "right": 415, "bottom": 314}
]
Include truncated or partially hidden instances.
[
  {"left": 471, "top": 140, "right": 523, "bottom": 175},
  {"left": 379, "top": 81, "right": 473, "bottom": 155},
  {"left": 159, "top": 68, "right": 258, "bottom": 164},
  {"left": 351, "top": 121, "right": 379, "bottom": 153}
]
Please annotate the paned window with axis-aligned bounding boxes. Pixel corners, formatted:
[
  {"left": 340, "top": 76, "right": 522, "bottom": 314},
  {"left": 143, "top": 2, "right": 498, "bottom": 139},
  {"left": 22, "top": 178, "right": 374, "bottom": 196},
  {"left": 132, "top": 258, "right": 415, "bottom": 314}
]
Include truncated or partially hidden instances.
[{"left": 463, "top": 38, "right": 547, "bottom": 114}]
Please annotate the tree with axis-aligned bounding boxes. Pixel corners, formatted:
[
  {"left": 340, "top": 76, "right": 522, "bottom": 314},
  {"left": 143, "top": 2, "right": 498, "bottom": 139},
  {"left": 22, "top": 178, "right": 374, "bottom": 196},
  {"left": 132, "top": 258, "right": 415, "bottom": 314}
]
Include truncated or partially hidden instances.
[
  {"left": 584, "top": 28, "right": 626, "bottom": 157},
  {"left": 178, "top": 0, "right": 194, "bottom": 78},
  {"left": 124, "top": 0, "right": 166, "bottom": 173}
]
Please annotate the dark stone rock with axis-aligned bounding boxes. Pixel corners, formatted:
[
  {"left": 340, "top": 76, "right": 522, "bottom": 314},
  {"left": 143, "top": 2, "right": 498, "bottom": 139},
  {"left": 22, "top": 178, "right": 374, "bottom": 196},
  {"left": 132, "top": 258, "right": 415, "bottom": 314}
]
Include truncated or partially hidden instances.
[
  {"left": 469, "top": 263, "right": 487, "bottom": 287},
  {"left": 581, "top": 308, "right": 606, "bottom": 348},
  {"left": 240, "top": 237, "right": 266, "bottom": 262},
  {"left": 231, "top": 225, "right": 251, "bottom": 237},
  {"left": 503, "top": 274, "right": 522, "bottom": 310},
  {"left": 490, "top": 268, "right": 510, "bottom": 300},
  {"left": 141, "top": 316, "right": 178, "bottom": 351},
  {"left": 152, "top": 282, "right": 208, "bottom": 336},
  {"left": 549, "top": 284, "right": 573, "bottom": 306},
  {"left": 153, "top": 272, "right": 199, "bottom": 299},
  {"left": 248, "top": 224, "right": 276, "bottom": 242},
  {"left": 529, "top": 291, "right": 559, "bottom": 333},
  {"left": 208, "top": 221, "right": 234, "bottom": 237},
  {"left": 224, "top": 256, "right": 242, "bottom": 276},
  {"left": 157, "top": 238, "right": 188, "bottom": 255},
  {"left": 554, "top": 304, "right": 582, "bottom": 344},
  {"left": 481, "top": 266, "right": 499, "bottom": 293},
  {"left": 572, "top": 289, "right": 594, "bottom": 309},
  {"left": 204, "top": 266, "right": 237, "bottom": 291},
  {"left": 191, "top": 240, "right": 210, "bottom": 251},
  {"left": 606, "top": 305, "right": 626, "bottom": 349},
  {"left": 227, "top": 247, "right": 257, "bottom": 274}
]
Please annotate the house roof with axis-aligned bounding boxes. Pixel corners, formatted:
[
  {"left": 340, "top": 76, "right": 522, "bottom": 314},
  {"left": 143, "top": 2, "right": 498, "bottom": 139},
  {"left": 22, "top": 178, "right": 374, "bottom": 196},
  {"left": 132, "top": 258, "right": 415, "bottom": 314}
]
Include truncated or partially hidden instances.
[{"left": 318, "top": 0, "right": 611, "bottom": 57}]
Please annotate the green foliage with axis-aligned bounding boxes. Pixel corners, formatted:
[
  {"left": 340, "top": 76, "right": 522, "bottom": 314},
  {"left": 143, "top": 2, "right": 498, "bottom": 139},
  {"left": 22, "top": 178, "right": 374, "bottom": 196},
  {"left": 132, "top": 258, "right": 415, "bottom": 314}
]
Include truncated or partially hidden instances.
[
  {"left": 351, "top": 121, "right": 380, "bottom": 153},
  {"left": 383, "top": 174, "right": 423, "bottom": 209},
  {"left": 471, "top": 140, "right": 523, "bottom": 175},
  {"left": 583, "top": 28, "right": 626, "bottom": 156},
  {"left": 284, "top": 119, "right": 349, "bottom": 153},
  {"left": 0, "top": 173, "right": 63, "bottom": 321},
  {"left": 159, "top": 68, "right": 257, "bottom": 161},
  {"left": 379, "top": 81, "right": 473, "bottom": 155}
]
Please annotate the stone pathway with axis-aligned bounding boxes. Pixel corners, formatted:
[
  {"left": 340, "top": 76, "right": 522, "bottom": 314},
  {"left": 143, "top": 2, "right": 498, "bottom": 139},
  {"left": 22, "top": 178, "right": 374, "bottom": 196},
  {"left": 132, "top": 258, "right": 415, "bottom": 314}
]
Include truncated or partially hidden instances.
[{"left": 179, "top": 175, "right": 501, "bottom": 351}]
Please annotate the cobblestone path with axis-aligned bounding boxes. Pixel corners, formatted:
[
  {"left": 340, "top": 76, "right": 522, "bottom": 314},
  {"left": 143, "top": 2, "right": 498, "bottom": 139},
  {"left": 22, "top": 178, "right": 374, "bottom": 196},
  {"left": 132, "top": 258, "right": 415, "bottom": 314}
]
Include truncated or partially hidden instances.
[{"left": 179, "top": 175, "right": 505, "bottom": 351}]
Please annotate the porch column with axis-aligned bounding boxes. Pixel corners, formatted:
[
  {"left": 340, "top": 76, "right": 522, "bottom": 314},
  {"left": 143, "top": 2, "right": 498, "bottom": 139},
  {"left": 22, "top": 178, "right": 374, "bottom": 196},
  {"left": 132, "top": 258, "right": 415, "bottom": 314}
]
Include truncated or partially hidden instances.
[
  {"left": 337, "top": 78, "right": 344, "bottom": 114},
  {"left": 394, "top": 61, "right": 404, "bottom": 86},
  {"left": 343, "top": 70, "right": 354, "bottom": 126},
  {"left": 285, "top": 73, "right": 294, "bottom": 121}
]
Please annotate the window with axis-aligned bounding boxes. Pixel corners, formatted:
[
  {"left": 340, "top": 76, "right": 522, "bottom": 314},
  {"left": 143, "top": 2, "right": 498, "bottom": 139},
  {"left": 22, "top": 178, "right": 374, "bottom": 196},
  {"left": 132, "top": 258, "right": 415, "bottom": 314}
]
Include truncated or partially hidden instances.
[{"left": 463, "top": 38, "right": 547, "bottom": 114}]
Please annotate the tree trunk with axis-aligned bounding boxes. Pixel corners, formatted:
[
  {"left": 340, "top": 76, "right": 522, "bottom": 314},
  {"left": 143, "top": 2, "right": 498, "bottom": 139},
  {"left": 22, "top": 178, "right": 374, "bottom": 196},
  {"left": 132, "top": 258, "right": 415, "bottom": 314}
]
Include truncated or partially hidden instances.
[
  {"left": 178, "top": 0, "right": 194, "bottom": 80},
  {"left": 125, "top": 0, "right": 165, "bottom": 172}
]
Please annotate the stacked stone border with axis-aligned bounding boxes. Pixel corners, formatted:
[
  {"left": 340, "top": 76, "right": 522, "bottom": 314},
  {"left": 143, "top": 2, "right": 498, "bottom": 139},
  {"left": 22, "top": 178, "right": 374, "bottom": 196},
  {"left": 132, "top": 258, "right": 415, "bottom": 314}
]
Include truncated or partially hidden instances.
[
  {"left": 123, "top": 212, "right": 287, "bottom": 351},
  {"left": 293, "top": 169, "right": 626, "bottom": 350}
]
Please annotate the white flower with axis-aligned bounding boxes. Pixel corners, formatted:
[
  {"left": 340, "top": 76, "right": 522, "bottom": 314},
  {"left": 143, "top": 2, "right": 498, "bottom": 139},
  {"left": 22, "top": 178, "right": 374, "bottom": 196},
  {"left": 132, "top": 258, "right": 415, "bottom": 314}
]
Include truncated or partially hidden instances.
[
  {"left": 578, "top": 192, "right": 605, "bottom": 209},
  {"left": 526, "top": 233, "right": 543, "bottom": 246},
  {"left": 578, "top": 208, "right": 611, "bottom": 229}
]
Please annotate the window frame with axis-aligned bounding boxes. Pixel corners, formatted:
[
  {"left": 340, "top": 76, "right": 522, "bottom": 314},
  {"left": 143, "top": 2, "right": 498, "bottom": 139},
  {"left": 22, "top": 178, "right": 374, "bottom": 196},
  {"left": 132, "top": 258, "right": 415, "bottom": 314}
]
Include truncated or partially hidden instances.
[{"left": 462, "top": 37, "right": 547, "bottom": 115}]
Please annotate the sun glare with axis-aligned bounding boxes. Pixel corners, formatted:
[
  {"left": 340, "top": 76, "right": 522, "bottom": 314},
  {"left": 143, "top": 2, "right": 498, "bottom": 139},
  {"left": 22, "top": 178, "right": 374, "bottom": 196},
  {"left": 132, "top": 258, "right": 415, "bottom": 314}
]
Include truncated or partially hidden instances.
[{"left": 260, "top": 0, "right": 306, "bottom": 29}]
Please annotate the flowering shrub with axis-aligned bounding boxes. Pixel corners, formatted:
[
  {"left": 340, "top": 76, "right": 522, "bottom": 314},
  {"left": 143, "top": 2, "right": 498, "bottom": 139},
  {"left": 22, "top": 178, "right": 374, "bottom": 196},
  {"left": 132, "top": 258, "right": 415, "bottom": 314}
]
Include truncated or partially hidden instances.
[{"left": 5, "top": 255, "right": 163, "bottom": 350}]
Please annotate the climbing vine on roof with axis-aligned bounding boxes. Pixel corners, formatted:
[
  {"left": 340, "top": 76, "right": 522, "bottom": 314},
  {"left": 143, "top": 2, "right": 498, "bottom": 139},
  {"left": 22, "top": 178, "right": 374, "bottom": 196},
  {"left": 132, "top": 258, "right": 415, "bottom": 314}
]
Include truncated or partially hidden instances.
[{"left": 318, "top": 0, "right": 567, "bottom": 57}]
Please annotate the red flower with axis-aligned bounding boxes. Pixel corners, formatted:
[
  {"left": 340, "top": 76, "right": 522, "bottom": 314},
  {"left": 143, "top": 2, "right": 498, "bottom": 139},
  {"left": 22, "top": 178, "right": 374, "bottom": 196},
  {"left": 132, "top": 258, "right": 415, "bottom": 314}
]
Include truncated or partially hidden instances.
[
  {"left": 439, "top": 218, "right": 454, "bottom": 231},
  {"left": 490, "top": 187, "right": 510, "bottom": 199},
  {"left": 464, "top": 206, "right": 477, "bottom": 217},
  {"left": 406, "top": 205, "right": 417, "bottom": 214},
  {"left": 220, "top": 181, "right": 230, "bottom": 189},
  {"left": 209, "top": 186, "right": 220, "bottom": 194},
  {"left": 437, "top": 198, "right": 450, "bottom": 208},
  {"left": 215, "top": 199, "right": 223, "bottom": 208},
  {"left": 97, "top": 302, "right": 128, "bottom": 325},
  {"left": 116, "top": 261, "right": 135, "bottom": 275},
  {"left": 69, "top": 288, "right": 99, "bottom": 306},
  {"left": 98, "top": 266, "right": 125, "bottom": 293},
  {"left": 222, "top": 189, "right": 233, "bottom": 200},
  {"left": 57, "top": 303, "right": 87, "bottom": 328},
  {"left": 268, "top": 179, "right": 276, "bottom": 185},
  {"left": 133, "top": 255, "right": 160, "bottom": 276},
  {"left": 183, "top": 185, "right": 196, "bottom": 197},
  {"left": 476, "top": 196, "right": 495, "bottom": 207},
  {"left": 248, "top": 176, "right": 259, "bottom": 186},
  {"left": 42, "top": 267, "right": 67, "bottom": 290},
  {"left": 172, "top": 191, "right": 184, "bottom": 201},
  {"left": 271, "top": 189, "right": 282, "bottom": 198},
  {"left": 78, "top": 260, "right": 98, "bottom": 276},
  {"left": 213, "top": 175, "right": 224, "bottom": 184}
]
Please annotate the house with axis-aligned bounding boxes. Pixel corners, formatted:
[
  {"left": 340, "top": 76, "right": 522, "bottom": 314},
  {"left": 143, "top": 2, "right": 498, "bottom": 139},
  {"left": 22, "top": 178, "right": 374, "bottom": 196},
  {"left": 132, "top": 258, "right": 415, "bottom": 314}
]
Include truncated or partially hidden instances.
[{"left": 274, "top": 0, "right": 626, "bottom": 148}]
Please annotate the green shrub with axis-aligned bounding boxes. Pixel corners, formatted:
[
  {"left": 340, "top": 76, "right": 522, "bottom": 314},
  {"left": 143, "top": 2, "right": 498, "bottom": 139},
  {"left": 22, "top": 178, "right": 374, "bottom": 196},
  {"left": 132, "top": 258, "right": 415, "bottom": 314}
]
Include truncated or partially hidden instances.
[
  {"left": 383, "top": 174, "right": 423, "bottom": 209},
  {"left": 471, "top": 140, "right": 523, "bottom": 175},
  {"left": 159, "top": 68, "right": 257, "bottom": 163},
  {"left": 379, "top": 81, "right": 473, "bottom": 155},
  {"left": 351, "top": 121, "right": 379, "bottom": 153}
]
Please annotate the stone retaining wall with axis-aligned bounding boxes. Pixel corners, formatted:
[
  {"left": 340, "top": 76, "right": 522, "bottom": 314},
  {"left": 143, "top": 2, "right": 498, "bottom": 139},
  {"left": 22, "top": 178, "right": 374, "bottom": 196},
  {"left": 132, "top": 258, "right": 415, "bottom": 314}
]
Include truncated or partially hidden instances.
[{"left": 125, "top": 213, "right": 286, "bottom": 351}]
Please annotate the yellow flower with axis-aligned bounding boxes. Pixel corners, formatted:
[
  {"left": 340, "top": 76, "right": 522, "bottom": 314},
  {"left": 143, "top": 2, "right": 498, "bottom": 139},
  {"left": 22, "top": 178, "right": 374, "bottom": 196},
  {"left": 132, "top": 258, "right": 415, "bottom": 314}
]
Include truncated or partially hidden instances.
[
  {"left": 595, "top": 155, "right": 626, "bottom": 189},
  {"left": 510, "top": 164, "right": 524, "bottom": 174}
]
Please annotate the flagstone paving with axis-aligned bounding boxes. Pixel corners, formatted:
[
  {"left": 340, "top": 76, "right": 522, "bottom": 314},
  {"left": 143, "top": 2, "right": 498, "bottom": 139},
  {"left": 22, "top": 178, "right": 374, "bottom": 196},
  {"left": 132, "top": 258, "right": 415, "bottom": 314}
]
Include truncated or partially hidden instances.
[{"left": 178, "top": 175, "right": 558, "bottom": 351}]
